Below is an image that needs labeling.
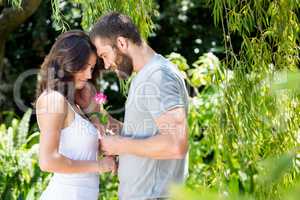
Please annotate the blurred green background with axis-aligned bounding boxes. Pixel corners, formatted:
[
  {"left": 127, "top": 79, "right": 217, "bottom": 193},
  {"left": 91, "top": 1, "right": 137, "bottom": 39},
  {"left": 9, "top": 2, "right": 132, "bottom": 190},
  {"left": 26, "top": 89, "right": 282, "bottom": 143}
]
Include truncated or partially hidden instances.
[{"left": 0, "top": 0, "right": 299, "bottom": 200}]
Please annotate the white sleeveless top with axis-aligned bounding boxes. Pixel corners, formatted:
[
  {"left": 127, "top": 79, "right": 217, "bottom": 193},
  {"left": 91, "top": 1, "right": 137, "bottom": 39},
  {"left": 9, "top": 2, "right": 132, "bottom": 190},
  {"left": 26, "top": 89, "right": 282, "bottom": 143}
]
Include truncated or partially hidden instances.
[
  {"left": 58, "top": 101, "right": 99, "bottom": 161},
  {"left": 40, "top": 100, "right": 100, "bottom": 200}
]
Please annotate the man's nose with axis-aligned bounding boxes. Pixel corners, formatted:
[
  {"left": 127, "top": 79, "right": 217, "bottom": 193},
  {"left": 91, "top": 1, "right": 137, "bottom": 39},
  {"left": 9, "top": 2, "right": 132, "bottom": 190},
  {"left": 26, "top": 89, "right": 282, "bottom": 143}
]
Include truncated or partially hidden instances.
[{"left": 104, "top": 60, "right": 110, "bottom": 69}]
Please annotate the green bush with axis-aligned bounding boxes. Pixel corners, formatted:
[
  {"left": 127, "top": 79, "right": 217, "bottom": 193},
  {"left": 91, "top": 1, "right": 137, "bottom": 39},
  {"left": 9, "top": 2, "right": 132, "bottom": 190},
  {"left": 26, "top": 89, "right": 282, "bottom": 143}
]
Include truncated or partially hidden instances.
[{"left": 0, "top": 109, "right": 50, "bottom": 199}]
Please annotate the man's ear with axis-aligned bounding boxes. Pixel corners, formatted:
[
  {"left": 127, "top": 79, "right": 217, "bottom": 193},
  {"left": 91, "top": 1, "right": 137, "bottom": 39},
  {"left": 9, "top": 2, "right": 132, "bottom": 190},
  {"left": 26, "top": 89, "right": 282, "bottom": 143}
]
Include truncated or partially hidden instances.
[{"left": 116, "top": 36, "right": 128, "bottom": 52}]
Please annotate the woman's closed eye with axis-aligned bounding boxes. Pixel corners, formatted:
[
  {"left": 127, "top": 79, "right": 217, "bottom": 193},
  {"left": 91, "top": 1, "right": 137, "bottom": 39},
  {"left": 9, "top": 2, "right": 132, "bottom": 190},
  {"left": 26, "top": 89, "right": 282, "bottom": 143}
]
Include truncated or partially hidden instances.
[{"left": 90, "top": 66, "right": 95, "bottom": 72}]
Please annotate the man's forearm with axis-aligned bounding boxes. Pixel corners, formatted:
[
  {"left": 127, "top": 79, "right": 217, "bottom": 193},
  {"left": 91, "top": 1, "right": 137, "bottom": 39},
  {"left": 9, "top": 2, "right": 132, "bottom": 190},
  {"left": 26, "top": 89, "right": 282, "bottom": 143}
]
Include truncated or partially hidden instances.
[
  {"left": 119, "top": 134, "right": 187, "bottom": 159},
  {"left": 107, "top": 114, "right": 123, "bottom": 135}
]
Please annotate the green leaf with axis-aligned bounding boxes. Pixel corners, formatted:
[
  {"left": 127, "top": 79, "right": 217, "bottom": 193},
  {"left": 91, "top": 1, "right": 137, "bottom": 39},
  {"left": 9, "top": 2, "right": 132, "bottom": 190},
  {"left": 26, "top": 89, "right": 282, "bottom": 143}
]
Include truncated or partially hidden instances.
[
  {"left": 25, "top": 187, "right": 35, "bottom": 200},
  {"left": 166, "top": 52, "right": 190, "bottom": 71},
  {"left": 100, "top": 115, "right": 109, "bottom": 125},
  {"left": 90, "top": 112, "right": 108, "bottom": 125},
  {"left": 16, "top": 109, "right": 32, "bottom": 148}
]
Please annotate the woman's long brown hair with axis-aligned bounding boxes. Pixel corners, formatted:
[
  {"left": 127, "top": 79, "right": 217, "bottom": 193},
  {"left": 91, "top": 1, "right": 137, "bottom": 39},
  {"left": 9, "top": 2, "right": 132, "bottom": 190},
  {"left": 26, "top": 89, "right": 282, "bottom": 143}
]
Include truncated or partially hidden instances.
[{"left": 35, "top": 30, "right": 103, "bottom": 105}]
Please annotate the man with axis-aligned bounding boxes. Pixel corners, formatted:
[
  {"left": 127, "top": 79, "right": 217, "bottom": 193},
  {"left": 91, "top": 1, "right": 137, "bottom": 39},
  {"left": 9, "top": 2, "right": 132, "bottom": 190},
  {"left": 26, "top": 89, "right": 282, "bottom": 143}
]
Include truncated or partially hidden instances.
[{"left": 89, "top": 12, "right": 189, "bottom": 200}]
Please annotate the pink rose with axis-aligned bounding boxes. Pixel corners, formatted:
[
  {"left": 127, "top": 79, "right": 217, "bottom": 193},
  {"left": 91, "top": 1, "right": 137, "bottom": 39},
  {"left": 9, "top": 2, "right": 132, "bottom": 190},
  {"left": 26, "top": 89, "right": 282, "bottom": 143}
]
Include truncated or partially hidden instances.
[{"left": 94, "top": 92, "right": 107, "bottom": 104}]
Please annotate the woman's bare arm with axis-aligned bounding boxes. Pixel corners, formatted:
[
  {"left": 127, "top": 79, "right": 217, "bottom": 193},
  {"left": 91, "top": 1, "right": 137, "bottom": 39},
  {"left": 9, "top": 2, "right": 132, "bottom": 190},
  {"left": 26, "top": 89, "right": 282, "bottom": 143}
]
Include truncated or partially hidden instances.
[{"left": 36, "top": 91, "right": 115, "bottom": 173}]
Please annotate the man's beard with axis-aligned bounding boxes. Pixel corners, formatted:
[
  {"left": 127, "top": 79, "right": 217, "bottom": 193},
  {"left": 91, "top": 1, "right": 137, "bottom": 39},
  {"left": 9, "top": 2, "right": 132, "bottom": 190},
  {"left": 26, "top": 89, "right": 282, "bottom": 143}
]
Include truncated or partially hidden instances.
[{"left": 114, "top": 49, "right": 134, "bottom": 80}]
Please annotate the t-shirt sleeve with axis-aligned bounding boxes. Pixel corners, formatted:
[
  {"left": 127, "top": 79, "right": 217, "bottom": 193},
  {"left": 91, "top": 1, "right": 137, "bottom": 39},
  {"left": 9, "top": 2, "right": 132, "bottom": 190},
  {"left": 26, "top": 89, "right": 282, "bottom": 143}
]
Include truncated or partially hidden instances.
[{"left": 141, "top": 69, "right": 185, "bottom": 118}]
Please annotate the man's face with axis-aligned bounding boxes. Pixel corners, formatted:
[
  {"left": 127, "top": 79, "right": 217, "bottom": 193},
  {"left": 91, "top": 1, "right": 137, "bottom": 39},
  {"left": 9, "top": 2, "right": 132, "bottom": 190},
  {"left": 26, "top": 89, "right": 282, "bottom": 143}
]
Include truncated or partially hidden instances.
[{"left": 93, "top": 37, "right": 133, "bottom": 80}]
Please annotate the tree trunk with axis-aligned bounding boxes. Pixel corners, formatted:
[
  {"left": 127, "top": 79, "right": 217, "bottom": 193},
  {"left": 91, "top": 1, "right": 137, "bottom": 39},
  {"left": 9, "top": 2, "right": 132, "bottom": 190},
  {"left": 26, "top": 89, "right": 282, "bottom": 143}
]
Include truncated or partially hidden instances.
[{"left": 0, "top": 0, "right": 42, "bottom": 80}]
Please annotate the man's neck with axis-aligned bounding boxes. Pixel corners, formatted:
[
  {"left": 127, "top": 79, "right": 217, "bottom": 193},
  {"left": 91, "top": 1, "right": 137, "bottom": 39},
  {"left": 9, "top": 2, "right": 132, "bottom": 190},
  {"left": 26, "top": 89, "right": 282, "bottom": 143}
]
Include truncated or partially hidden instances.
[{"left": 131, "top": 42, "right": 155, "bottom": 73}]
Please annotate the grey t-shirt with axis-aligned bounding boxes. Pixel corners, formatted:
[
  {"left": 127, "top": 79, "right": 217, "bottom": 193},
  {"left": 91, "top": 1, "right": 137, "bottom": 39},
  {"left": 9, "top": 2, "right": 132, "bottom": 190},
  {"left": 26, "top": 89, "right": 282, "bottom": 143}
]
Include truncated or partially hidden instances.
[{"left": 118, "top": 54, "right": 189, "bottom": 200}]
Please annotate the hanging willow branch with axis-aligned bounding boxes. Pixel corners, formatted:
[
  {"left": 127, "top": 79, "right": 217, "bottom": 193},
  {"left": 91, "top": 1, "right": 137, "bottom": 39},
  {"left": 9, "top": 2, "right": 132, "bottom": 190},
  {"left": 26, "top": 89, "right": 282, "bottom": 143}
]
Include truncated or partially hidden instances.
[
  {"left": 78, "top": 0, "right": 155, "bottom": 39},
  {"left": 210, "top": 0, "right": 299, "bottom": 71},
  {"left": 199, "top": 1, "right": 300, "bottom": 199},
  {"left": 7, "top": 0, "right": 22, "bottom": 8},
  {"left": 51, "top": 0, "right": 70, "bottom": 32},
  {"left": 51, "top": 0, "right": 156, "bottom": 39}
]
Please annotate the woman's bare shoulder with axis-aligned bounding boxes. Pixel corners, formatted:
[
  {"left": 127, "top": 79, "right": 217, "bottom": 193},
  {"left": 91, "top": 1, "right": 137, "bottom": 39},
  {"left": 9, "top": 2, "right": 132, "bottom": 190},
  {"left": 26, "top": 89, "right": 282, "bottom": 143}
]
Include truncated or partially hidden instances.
[{"left": 36, "top": 90, "right": 68, "bottom": 115}]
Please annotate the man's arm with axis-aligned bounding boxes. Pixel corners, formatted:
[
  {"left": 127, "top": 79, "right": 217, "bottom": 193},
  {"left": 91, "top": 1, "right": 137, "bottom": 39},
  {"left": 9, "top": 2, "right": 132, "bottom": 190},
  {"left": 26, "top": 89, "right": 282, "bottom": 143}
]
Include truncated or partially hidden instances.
[{"left": 101, "top": 107, "right": 188, "bottom": 159}]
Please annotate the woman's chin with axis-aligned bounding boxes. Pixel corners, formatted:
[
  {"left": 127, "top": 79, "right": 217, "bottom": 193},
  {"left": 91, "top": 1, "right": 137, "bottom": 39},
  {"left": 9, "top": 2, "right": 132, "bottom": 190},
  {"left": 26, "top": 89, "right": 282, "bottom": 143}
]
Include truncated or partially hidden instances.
[{"left": 75, "top": 82, "right": 86, "bottom": 90}]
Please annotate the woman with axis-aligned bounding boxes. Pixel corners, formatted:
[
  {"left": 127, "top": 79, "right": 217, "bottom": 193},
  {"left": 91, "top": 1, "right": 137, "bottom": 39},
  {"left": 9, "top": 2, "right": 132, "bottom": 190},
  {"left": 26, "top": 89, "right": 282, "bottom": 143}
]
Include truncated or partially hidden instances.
[{"left": 35, "top": 30, "right": 115, "bottom": 200}]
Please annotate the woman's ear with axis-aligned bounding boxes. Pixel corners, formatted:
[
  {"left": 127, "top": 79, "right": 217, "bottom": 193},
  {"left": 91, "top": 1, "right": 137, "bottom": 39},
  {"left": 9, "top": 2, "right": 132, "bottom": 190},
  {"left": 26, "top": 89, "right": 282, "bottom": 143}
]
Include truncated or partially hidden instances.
[{"left": 116, "top": 36, "right": 128, "bottom": 52}]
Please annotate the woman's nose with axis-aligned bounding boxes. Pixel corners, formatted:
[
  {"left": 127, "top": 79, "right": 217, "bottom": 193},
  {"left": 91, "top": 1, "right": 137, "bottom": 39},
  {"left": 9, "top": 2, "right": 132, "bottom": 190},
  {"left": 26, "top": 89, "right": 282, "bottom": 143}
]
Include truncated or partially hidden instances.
[{"left": 86, "top": 70, "right": 92, "bottom": 79}]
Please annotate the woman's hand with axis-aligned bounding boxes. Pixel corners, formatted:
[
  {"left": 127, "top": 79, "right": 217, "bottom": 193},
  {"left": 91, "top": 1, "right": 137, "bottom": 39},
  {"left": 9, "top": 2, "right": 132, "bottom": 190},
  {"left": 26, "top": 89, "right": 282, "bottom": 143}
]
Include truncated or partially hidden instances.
[{"left": 98, "top": 156, "right": 117, "bottom": 174}]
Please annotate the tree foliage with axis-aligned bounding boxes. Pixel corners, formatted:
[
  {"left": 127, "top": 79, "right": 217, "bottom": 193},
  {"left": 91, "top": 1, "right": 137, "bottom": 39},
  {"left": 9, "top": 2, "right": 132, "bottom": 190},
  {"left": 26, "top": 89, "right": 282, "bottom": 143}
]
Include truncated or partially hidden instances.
[
  {"left": 51, "top": 0, "right": 156, "bottom": 39},
  {"left": 183, "top": 0, "right": 300, "bottom": 199}
]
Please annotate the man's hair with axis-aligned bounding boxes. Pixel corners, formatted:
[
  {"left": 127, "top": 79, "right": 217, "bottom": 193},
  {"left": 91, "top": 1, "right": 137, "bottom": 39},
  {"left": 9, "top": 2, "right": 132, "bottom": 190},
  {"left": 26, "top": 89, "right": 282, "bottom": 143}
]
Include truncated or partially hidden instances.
[{"left": 89, "top": 12, "right": 142, "bottom": 46}]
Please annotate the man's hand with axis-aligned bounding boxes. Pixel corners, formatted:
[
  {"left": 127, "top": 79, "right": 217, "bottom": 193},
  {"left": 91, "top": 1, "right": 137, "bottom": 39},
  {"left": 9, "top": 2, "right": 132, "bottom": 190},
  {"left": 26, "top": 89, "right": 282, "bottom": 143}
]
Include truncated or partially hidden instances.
[
  {"left": 100, "top": 107, "right": 188, "bottom": 159},
  {"left": 98, "top": 156, "right": 117, "bottom": 174},
  {"left": 100, "top": 135, "right": 123, "bottom": 156}
]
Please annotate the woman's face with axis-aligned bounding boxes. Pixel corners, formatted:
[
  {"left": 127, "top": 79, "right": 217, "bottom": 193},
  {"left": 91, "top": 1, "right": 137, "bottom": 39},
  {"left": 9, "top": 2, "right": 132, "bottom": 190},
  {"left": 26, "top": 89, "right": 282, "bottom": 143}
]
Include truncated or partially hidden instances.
[{"left": 73, "top": 53, "right": 97, "bottom": 89}]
